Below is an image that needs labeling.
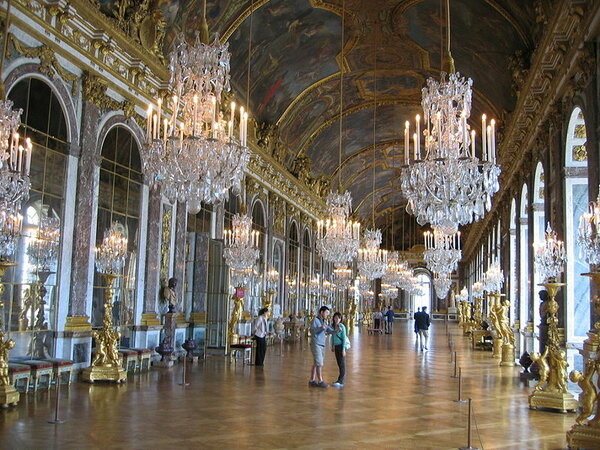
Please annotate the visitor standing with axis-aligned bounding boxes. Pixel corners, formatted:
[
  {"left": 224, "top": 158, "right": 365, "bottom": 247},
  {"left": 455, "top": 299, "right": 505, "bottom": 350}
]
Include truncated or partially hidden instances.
[
  {"left": 309, "top": 306, "right": 333, "bottom": 388},
  {"left": 331, "top": 312, "right": 347, "bottom": 388},
  {"left": 385, "top": 306, "right": 395, "bottom": 334},
  {"left": 415, "top": 306, "right": 431, "bottom": 350},
  {"left": 374, "top": 309, "right": 382, "bottom": 330},
  {"left": 253, "top": 307, "right": 269, "bottom": 366},
  {"left": 413, "top": 307, "right": 421, "bottom": 334}
]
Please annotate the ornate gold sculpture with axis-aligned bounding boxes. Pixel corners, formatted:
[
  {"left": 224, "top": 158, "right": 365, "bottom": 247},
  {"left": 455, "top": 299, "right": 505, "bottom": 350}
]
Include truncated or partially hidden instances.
[
  {"left": 498, "top": 299, "right": 516, "bottom": 366},
  {"left": 528, "top": 282, "right": 577, "bottom": 412},
  {"left": 487, "top": 293, "right": 504, "bottom": 359},
  {"left": 227, "top": 292, "right": 244, "bottom": 347},
  {"left": 82, "top": 274, "right": 126, "bottom": 383},
  {"left": 344, "top": 295, "right": 357, "bottom": 336},
  {"left": 262, "top": 289, "right": 274, "bottom": 319},
  {"left": 0, "top": 330, "right": 19, "bottom": 408},
  {"left": 457, "top": 300, "right": 464, "bottom": 325},
  {"left": 566, "top": 273, "right": 600, "bottom": 448}
]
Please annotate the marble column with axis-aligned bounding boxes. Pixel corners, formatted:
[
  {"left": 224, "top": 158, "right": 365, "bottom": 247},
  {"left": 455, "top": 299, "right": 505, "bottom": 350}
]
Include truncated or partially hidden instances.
[
  {"left": 65, "top": 100, "right": 101, "bottom": 331},
  {"left": 189, "top": 232, "right": 209, "bottom": 347},
  {"left": 140, "top": 185, "right": 161, "bottom": 326},
  {"left": 173, "top": 201, "right": 188, "bottom": 304}
]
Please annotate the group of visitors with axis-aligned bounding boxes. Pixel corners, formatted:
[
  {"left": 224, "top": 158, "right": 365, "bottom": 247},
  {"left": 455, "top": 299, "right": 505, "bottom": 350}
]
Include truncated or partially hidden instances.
[
  {"left": 373, "top": 306, "right": 395, "bottom": 333},
  {"left": 308, "top": 306, "right": 347, "bottom": 388}
]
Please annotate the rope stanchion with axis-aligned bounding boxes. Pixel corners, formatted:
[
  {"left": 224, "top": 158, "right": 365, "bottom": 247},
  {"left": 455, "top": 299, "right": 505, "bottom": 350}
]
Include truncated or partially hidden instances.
[
  {"left": 459, "top": 398, "right": 479, "bottom": 449},
  {"left": 178, "top": 354, "right": 190, "bottom": 386},
  {"left": 454, "top": 367, "right": 467, "bottom": 403},
  {"left": 47, "top": 374, "right": 65, "bottom": 424},
  {"left": 452, "top": 356, "right": 459, "bottom": 378}
]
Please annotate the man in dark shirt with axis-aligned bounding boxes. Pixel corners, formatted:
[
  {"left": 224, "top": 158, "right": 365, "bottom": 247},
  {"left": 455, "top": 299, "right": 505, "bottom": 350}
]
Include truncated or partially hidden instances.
[
  {"left": 414, "top": 306, "right": 431, "bottom": 350},
  {"left": 385, "top": 306, "right": 395, "bottom": 334}
]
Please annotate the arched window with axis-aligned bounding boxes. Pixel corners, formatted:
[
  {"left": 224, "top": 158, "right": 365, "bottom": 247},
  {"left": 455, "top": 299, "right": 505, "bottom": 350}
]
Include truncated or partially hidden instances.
[
  {"left": 532, "top": 162, "right": 545, "bottom": 326},
  {"left": 287, "top": 222, "right": 299, "bottom": 314},
  {"left": 564, "top": 107, "right": 589, "bottom": 342},
  {"left": 4, "top": 78, "right": 69, "bottom": 355},
  {"left": 272, "top": 241, "right": 283, "bottom": 316},
  {"left": 93, "top": 126, "right": 142, "bottom": 341},
  {"left": 519, "top": 184, "right": 529, "bottom": 334},
  {"left": 301, "top": 229, "right": 312, "bottom": 311},
  {"left": 252, "top": 200, "right": 266, "bottom": 273},
  {"left": 509, "top": 199, "right": 518, "bottom": 324},
  {"left": 413, "top": 271, "right": 432, "bottom": 312}
]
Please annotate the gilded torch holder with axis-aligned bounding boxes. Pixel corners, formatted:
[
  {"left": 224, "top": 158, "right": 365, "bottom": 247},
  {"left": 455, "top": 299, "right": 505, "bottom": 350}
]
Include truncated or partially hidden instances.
[
  {"left": 528, "top": 282, "right": 577, "bottom": 412},
  {"left": 0, "top": 262, "right": 19, "bottom": 408},
  {"left": 488, "top": 293, "right": 504, "bottom": 359},
  {"left": 82, "top": 273, "right": 126, "bottom": 383}
]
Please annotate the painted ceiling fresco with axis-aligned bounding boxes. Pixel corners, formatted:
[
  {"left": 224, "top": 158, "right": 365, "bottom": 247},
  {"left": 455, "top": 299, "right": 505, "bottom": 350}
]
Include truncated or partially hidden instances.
[{"left": 100, "top": 0, "right": 536, "bottom": 236}]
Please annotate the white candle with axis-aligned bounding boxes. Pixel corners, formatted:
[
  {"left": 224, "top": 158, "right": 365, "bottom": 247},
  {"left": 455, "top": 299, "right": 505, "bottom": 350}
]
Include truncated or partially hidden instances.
[
  {"left": 152, "top": 114, "right": 157, "bottom": 141},
  {"left": 413, "top": 133, "right": 418, "bottom": 160},
  {"left": 482, "top": 114, "right": 487, "bottom": 160},
  {"left": 25, "top": 138, "right": 32, "bottom": 175},
  {"left": 471, "top": 130, "right": 476, "bottom": 157},
  {"left": 157, "top": 98, "right": 162, "bottom": 137},
  {"left": 240, "top": 107, "right": 245, "bottom": 144},
  {"left": 146, "top": 105, "right": 152, "bottom": 141},
  {"left": 416, "top": 115, "right": 421, "bottom": 159},
  {"left": 17, "top": 145, "right": 23, "bottom": 173},
  {"left": 491, "top": 119, "right": 496, "bottom": 163},
  {"left": 486, "top": 125, "right": 492, "bottom": 162},
  {"left": 404, "top": 121, "right": 409, "bottom": 164}
]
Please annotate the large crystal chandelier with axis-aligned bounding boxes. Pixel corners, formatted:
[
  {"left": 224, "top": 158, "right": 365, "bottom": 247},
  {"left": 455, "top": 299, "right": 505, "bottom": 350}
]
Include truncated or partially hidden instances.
[
  {"left": 383, "top": 251, "right": 404, "bottom": 287},
  {"left": 400, "top": 1, "right": 500, "bottom": 235},
  {"left": 27, "top": 216, "right": 60, "bottom": 271},
  {"left": 0, "top": 202, "right": 21, "bottom": 261},
  {"left": 457, "top": 286, "right": 469, "bottom": 302},
  {"left": 472, "top": 280, "right": 484, "bottom": 298},
  {"left": 534, "top": 224, "right": 566, "bottom": 282},
  {"left": 223, "top": 212, "right": 259, "bottom": 271},
  {"left": 316, "top": 191, "right": 361, "bottom": 267},
  {"left": 357, "top": 229, "right": 387, "bottom": 279},
  {"left": 143, "top": 32, "right": 249, "bottom": 212},
  {"left": 95, "top": 222, "right": 128, "bottom": 275},
  {"left": 483, "top": 262, "right": 504, "bottom": 293},
  {"left": 433, "top": 272, "right": 452, "bottom": 299},
  {"left": 578, "top": 190, "right": 600, "bottom": 265},
  {"left": 333, "top": 264, "right": 353, "bottom": 289},
  {"left": 423, "top": 229, "right": 462, "bottom": 274}
]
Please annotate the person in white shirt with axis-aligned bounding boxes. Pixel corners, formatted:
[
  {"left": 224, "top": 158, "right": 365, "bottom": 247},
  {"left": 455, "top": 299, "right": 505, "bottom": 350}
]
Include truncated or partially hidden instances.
[{"left": 253, "top": 308, "right": 269, "bottom": 366}]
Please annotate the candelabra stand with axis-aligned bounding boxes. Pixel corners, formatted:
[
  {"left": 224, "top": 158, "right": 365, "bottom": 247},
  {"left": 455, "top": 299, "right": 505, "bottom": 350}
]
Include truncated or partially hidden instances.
[
  {"left": 487, "top": 293, "right": 504, "bottom": 359},
  {"left": 566, "top": 273, "right": 600, "bottom": 448},
  {"left": 528, "top": 281, "right": 577, "bottom": 412},
  {"left": 0, "top": 260, "right": 18, "bottom": 407},
  {"left": 82, "top": 273, "right": 126, "bottom": 383},
  {"left": 473, "top": 297, "right": 483, "bottom": 329},
  {"left": 344, "top": 294, "right": 357, "bottom": 336}
]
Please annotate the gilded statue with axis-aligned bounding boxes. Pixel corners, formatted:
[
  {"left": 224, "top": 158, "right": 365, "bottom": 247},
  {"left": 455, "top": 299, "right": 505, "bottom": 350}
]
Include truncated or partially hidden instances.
[
  {"left": 344, "top": 297, "right": 357, "bottom": 336},
  {"left": 227, "top": 293, "right": 244, "bottom": 344},
  {"left": 570, "top": 362, "right": 597, "bottom": 425},
  {"left": 498, "top": 299, "right": 515, "bottom": 346},
  {"left": 530, "top": 349, "right": 549, "bottom": 392},
  {"left": 488, "top": 300, "right": 501, "bottom": 337},
  {"left": 262, "top": 291, "right": 273, "bottom": 318},
  {"left": 0, "top": 331, "right": 15, "bottom": 386}
]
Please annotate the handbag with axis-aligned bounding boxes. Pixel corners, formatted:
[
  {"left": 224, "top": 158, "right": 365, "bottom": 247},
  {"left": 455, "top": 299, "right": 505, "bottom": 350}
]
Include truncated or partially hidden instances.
[{"left": 344, "top": 335, "right": 351, "bottom": 350}]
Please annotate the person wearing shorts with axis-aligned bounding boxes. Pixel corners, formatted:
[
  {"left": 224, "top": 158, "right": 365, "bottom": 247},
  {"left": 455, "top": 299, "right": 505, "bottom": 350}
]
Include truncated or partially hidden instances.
[{"left": 309, "top": 306, "right": 333, "bottom": 388}]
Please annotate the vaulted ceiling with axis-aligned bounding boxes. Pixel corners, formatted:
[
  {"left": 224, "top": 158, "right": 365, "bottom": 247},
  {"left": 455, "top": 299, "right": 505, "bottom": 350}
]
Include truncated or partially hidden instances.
[{"left": 143, "top": 0, "right": 536, "bottom": 243}]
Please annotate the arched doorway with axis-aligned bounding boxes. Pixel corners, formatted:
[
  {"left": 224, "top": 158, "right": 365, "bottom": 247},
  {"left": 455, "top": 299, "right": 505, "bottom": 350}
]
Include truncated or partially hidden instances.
[{"left": 532, "top": 162, "right": 545, "bottom": 327}]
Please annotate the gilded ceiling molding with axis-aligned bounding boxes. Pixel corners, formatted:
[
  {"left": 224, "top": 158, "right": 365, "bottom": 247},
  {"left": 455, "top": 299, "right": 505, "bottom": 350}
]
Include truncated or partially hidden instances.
[
  {"left": 8, "top": 33, "right": 78, "bottom": 94},
  {"left": 463, "top": 0, "right": 597, "bottom": 260}
]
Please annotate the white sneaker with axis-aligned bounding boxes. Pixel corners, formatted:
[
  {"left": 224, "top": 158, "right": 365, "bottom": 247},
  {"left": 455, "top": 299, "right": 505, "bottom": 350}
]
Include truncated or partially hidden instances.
[{"left": 332, "top": 381, "right": 344, "bottom": 387}]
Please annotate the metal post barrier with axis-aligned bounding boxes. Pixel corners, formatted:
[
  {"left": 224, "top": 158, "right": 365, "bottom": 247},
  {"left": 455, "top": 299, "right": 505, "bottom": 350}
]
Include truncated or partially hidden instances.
[
  {"left": 459, "top": 398, "right": 479, "bottom": 449},
  {"left": 48, "top": 373, "right": 65, "bottom": 424},
  {"left": 179, "top": 354, "right": 190, "bottom": 386},
  {"left": 452, "top": 356, "right": 459, "bottom": 378},
  {"left": 454, "top": 368, "right": 467, "bottom": 403}
]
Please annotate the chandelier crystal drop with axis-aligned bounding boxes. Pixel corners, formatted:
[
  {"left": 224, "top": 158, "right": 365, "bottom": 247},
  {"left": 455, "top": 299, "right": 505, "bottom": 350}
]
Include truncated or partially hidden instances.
[
  {"left": 27, "top": 216, "right": 60, "bottom": 271},
  {"left": 534, "top": 223, "right": 566, "bottom": 282},
  {"left": 357, "top": 229, "right": 388, "bottom": 280},
  {"left": 143, "top": 33, "right": 249, "bottom": 209},
  {"left": 223, "top": 212, "right": 259, "bottom": 271},
  {"left": 316, "top": 191, "right": 361, "bottom": 267},
  {"left": 578, "top": 189, "right": 600, "bottom": 265},
  {"left": 0, "top": 202, "right": 21, "bottom": 260},
  {"left": 483, "top": 262, "right": 504, "bottom": 292},
  {"left": 423, "top": 229, "right": 462, "bottom": 274},
  {"left": 95, "top": 222, "right": 128, "bottom": 275},
  {"left": 433, "top": 272, "right": 452, "bottom": 299},
  {"left": 400, "top": 71, "right": 501, "bottom": 235}
]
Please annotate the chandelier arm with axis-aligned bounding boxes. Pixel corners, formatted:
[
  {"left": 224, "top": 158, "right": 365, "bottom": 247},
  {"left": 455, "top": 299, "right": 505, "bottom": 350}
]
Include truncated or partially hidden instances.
[{"left": 200, "top": 0, "right": 209, "bottom": 44}]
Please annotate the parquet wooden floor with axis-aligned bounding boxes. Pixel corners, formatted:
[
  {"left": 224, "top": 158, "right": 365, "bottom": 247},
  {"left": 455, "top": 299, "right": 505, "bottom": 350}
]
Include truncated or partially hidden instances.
[{"left": 0, "top": 322, "right": 576, "bottom": 449}]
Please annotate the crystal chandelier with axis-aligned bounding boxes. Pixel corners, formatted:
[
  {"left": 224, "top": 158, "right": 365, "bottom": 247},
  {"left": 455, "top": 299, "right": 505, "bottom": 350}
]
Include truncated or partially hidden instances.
[
  {"left": 383, "top": 251, "right": 404, "bottom": 287},
  {"left": 0, "top": 202, "right": 21, "bottom": 261},
  {"left": 534, "top": 223, "right": 566, "bottom": 282},
  {"left": 316, "top": 191, "right": 361, "bottom": 267},
  {"left": 95, "top": 222, "right": 128, "bottom": 275},
  {"left": 458, "top": 286, "right": 469, "bottom": 302},
  {"left": 407, "top": 275, "right": 424, "bottom": 296},
  {"left": 27, "top": 216, "right": 60, "bottom": 271},
  {"left": 423, "top": 229, "right": 462, "bottom": 274},
  {"left": 266, "top": 267, "right": 279, "bottom": 292},
  {"left": 357, "top": 229, "right": 388, "bottom": 279},
  {"left": 433, "top": 272, "right": 452, "bottom": 299},
  {"left": 230, "top": 266, "right": 259, "bottom": 288},
  {"left": 144, "top": 32, "right": 249, "bottom": 212},
  {"left": 223, "top": 212, "right": 259, "bottom": 271},
  {"left": 578, "top": 190, "right": 600, "bottom": 265},
  {"left": 400, "top": 2, "right": 500, "bottom": 235},
  {"left": 472, "top": 280, "right": 484, "bottom": 298},
  {"left": 309, "top": 275, "right": 321, "bottom": 296},
  {"left": 381, "top": 281, "right": 398, "bottom": 298},
  {"left": 333, "top": 264, "right": 353, "bottom": 289},
  {"left": 483, "top": 262, "right": 504, "bottom": 293}
]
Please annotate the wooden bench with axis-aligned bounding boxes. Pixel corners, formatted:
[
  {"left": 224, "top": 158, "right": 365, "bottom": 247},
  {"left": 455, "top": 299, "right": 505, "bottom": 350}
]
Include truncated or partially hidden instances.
[
  {"left": 8, "top": 363, "right": 31, "bottom": 393},
  {"left": 43, "top": 358, "right": 74, "bottom": 385},
  {"left": 131, "top": 348, "right": 152, "bottom": 372},
  {"left": 118, "top": 349, "right": 139, "bottom": 372},
  {"left": 230, "top": 343, "right": 253, "bottom": 364}
]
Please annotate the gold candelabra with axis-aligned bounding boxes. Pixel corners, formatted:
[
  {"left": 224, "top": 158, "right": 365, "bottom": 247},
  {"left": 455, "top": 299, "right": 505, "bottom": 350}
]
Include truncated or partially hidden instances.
[
  {"left": 0, "top": 261, "right": 18, "bottom": 407},
  {"left": 528, "top": 281, "right": 577, "bottom": 412},
  {"left": 566, "top": 273, "right": 600, "bottom": 448},
  {"left": 82, "top": 273, "right": 126, "bottom": 383},
  {"left": 487, "top": 292, "right": 504, "bottom": 359}
]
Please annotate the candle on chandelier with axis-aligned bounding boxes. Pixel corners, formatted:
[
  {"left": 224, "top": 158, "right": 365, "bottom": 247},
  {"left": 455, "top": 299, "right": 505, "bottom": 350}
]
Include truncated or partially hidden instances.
[
  {"left": 152, "top": 114, "right": 158, "bottom": 141},
  {"left": 239, "top": 106, "right": 245, "bottom": 145},
  {"left": 146, "top": 105, "right": 153, "bottom": 141},
  {"left": 404, "top": 121, "right": 409, "bottom": 165},
  {"left": 482, "top": 114, "right": 487, "bottom": 161},
  {"left": 471, "top": 130, "right": 476, "bottom": 157},
  {"left": 416, "top": 115, "right": 421, "bottom": 160},
  {"left": 491, "top": 119, "right": 496, "bottom": 163},
  {"left": 413, "top": 133, "right": 418, "bottom": 160},
  {"left": 24, "top": 138, "right": 32, "bottom": 175},
  {"left": 10, "top": 133, "right": 17, "bottom": 171},
  {"left": 487, "top": 125, "right": 492, "bottom": 162},
  {"left": 157, "top": 98, "right": 162, "bottom": 138}
]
